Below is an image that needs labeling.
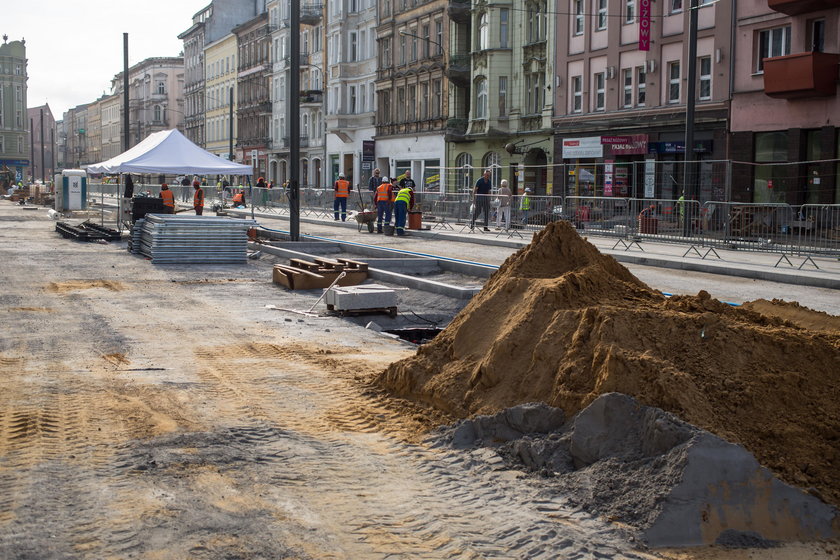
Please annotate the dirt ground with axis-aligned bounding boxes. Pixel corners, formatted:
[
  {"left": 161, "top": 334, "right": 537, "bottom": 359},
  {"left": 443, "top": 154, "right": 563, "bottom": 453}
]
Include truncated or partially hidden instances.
[{"left": 0, "top": 203, "right": 836, "bottom": 559}]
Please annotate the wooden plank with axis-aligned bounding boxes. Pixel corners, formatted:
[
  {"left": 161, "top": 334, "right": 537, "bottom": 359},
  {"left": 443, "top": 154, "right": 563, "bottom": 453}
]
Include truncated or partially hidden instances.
[
  {"left": 313, "top": 257, "right": 345, "bottom": 271},
  {"left": 335, "top": 257, "right": 369, "bottom": 272},
  {"left": 289, "top": 258, "right": 322, "bottom": 271}
]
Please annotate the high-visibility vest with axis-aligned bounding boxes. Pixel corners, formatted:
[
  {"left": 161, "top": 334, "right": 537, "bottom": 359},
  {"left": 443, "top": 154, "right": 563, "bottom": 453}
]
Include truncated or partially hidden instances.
[
  {"left": 334, "top": 179, "right": 350, "bottom": 198},
  {"left": 160, "top": 189, "right": 175, "bottom": 208},
  {"left": 520, "top": 194, "right": 530, "bottom": 211},
  {"left": 375, "top": 183, "right": 391, "bottom": 202},
  {"left": 395, "top": 187, "right": 412, "bottom": 204},
  {"left": 194, "top": 188, "right": 205, "bottom": 207},
  {"left": 233, "top": 193, "right": 244, "bottom": 204}
]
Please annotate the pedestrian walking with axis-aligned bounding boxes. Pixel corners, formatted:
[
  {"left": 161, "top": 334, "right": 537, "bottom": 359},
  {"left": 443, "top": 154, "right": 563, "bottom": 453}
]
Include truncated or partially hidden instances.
[
  {"left": 375, "top": 176, "right": 393, "bottom": 234},
  {"left": 368, "top": 168, "right": 382, "bottom": 192},
  {"left": 159, "top": 183, "right": 175, "bottom": 214},
  {"left": 496, "top": 179, "right": 512, "bottom": 230},
  {"left": 471, "top": 168, "right": 493, "bottom": 231},
  {"left": 193, "top": 181, "right": 205, "bottom": 215},
  {"left": 333, "top": 172, "right": 351, "bottom": 221},
  {"left": 393, "top": 183, "right": 415, "bottom": 236}
]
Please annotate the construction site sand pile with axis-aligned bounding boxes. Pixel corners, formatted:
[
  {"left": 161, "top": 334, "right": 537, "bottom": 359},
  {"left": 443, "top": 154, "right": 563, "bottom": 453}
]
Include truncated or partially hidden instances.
[{"left": 376, "top": 221, "right": 840, "bottom": 514}]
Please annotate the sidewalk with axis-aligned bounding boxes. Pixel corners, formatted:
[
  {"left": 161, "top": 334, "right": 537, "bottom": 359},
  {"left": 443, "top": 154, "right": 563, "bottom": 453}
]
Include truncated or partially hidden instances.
[{"left": 232, "top": 208, "right": 840, "bottom": 290}]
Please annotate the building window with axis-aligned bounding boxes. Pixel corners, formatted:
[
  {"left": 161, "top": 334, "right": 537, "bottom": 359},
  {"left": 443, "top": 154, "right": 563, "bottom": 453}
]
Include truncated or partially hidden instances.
[
  {"left": 421, "top": 82, "right": 429, "bottom": 119},
  {"left": 382, "top": 38, "right": 391, "bottom": 67},
  {"left": 408, "top": 87, "right": 416, "bottom": 120},
  {"left": 475, "top": 77, "right": 488, "bottom": 119},
  {"left": 500, "top": 9, "right": 509, "bottom": 48},
  {"left": 350, "top": 86, "right": 357, "bottom": 113},
  {"left": 499, "top": 76, "right": 507, "bottom": 117},
  {"left": 483, "top": 152, "right": 502, "bottom": 187},
  {"left": 478, "top": 13, "right": 489, "bottom": 50},
  {"left": 422, "top": 24, "right": 430, "bottom": 58},
  {"left": 622, "top": 69, "right": 633, "bottom": 107},
  {"left": 154, "top": 105, "right": 162, "bottom": 122},
  {"left": 360, "top": 84, "right": 367, "bottom": 112},
  {"left": 525, "top": 73, "right": 543, "bottom": 114},
  {"left": 397, "top": 87, "right": 405, "bottom": 121},
  {"left": 350, "top": 32, "right": 358, "bottom": 61},
  {"left": 436, "top": 21, "right": 443, "bottom": 55},
  {"left": 671, "top": 0, "right": 683, "bottom": 13},
  {"left": 411, "top": 29, "right": 418, "bottom": 61},
  {"left": 699, "top": 56, "right": 711, "bottom": 100},
  {"left": 668, "top": 61, "right": 681, "bottom": 103},
  {"left": 808, "top": 19, "right": 825, "bottom": 52},
  {"left": 527, "top": 1, "right": 545, "bottom": 43},
  {"left": 637, "top": 66, "right": 646, "bottom": 106},
  {"left": 433, "top": 79, "right": 442, "bottom": 117},
  {"left": 597, "top": 0, "right": 608, "bottom": 30},
  {"left": 625, "top": 0, "right": 635, "bottom": 24},
  {"left": 594, "top": 72, "right": 606, "bottom": 110},
  {"left": 757, "top": 25, "right": 791, "bottom": 72},
  {"left": 400, "top": 33, "right": 406, "bottom": 65},
  {"left": 572, "top": 75, "right": 582, "bottom": 113},
  {"left": 456, "top": 152, "right": 474, "bottom": 192},
  {"left": 380, "top": 91, "right": 391, "bottom": 123},
  {"left": 14, "top": 64, "right": 22, "bottom": 75},
  {"left": 574, "top": 0, "right": 584, "bottom": 36}
]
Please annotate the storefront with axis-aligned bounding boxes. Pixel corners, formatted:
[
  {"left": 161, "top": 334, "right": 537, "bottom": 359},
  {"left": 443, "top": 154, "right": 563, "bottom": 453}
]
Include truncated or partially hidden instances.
[
  {"left": 561, "top": 135, "right": 648, "bottom": 198},
  {"left": 0, "top": 159, "right": 29, "bottom": 187}
]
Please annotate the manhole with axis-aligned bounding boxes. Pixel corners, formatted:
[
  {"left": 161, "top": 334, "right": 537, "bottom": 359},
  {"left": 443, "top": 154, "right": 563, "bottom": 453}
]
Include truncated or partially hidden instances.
[{"left": 384, "top": 327, "right": 443, "bottom": 345}]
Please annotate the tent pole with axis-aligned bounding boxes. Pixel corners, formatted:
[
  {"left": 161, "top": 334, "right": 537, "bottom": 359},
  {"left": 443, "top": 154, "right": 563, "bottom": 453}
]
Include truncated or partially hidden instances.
[{"left": 248, "top": 175, "right": 254, "bottom": 221}]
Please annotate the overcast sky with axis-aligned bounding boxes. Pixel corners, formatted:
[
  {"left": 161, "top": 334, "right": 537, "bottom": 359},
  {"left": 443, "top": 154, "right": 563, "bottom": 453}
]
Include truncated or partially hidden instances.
[{"left": 8, "top": 1, "right": 204, "bottom": 119}]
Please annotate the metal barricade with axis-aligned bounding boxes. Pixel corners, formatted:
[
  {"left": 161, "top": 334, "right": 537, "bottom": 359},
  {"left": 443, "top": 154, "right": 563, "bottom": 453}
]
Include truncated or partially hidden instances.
[{"left": 797, "top": 204, "right": 840, "bottom": 256}]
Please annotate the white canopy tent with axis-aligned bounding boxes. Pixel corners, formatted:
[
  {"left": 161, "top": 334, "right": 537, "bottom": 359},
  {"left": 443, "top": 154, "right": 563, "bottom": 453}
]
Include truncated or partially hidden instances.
[{"left": 86, "top": 129, "right": 252, "bottom": 176}]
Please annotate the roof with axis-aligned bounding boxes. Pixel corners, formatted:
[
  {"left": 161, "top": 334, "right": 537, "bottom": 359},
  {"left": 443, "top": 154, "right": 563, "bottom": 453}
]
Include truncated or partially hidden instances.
[{"left": 86, "top": 129, "right": 253, "bottom": 175}]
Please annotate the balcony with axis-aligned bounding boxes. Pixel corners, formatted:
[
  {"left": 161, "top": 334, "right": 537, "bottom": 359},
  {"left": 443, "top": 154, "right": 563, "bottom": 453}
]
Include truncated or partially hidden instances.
[
  {"left": 768, "top": 0, "right": 840, "bottom": 15},
  {"left": 301, "top": 3, "right": 323, "bottom": 25},
  {"left": 448, "top": 0, "right": 470, "bottom": 24},
  {"left": 763, "top": 51, "right": 839, "bottom": 99},
  {"left": 301, "top": 90, "right": 323, "bottom": 105},
  {"left": 446, "top": 54, "right": 470, "bottom": 87},
  {"left": 445, "top": 118, "right": 468, "bottom": 140}
]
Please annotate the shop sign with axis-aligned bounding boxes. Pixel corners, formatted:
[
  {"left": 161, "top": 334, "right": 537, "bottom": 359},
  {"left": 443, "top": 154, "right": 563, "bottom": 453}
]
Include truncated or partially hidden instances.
[
  {"left": 605, "top": 134, "right": 648, "bottom": 155},
  {"left": 604, "top": 160, "right": 614, "bottom": 197},
  {"left": 644, "top": 159, "right": 656, "bottom": 198},
  {"left": 562, "top": 136, "right": 603, "bottom": 159},
  {"left": 362, "top": 140, "right": 375, "bottom": 162},
  {"left": 639, "top": 0, "right": 651, "bottom": 51},
  {"left": 648, "top": 140, "right": 712, "bottom": 154}
]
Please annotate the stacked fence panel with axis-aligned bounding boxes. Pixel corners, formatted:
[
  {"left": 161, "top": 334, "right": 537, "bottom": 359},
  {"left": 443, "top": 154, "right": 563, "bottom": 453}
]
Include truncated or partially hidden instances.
[{"left": 136, "top": 214, "right": 257, "bottom": 264}]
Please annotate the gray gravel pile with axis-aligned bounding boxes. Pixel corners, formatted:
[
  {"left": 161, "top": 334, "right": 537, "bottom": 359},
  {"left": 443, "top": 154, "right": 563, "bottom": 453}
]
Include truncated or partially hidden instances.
[{"left": 430, "top": 393, "right": 838, "bottom": 548}]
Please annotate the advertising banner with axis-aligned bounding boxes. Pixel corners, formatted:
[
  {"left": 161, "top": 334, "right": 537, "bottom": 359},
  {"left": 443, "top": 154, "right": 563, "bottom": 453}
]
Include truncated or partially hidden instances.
[
  {"left": 562, "top": 137, "right": 603, "bottom": 159},
  {"left": 639, "top": 0, "right": 651, "bottom": 51}
]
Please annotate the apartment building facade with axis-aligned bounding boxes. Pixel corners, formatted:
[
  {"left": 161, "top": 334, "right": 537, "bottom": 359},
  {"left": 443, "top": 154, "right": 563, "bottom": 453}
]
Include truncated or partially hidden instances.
[
  {"left": 234, "top": 12, "right": 272, "bottom": 178},
  {"left": 99, "top": 93, "right": 122, "bottom": 161},
  {"left": 375, "top": 0, "right": 448, "bottom": 190},
  {"left": 447, "top": 0, "right": 554, "bottom": 195},
  {"left": 62, "top": 103, "right": 89, "bottom": 168},
  {"left": 0, "top": 37, "right": 29, "bottom": 182},
  {"left": 26, "top": 104, "right": 55, "bottom": 182},
  {"left": 111, "top": 57, "right": 186, "bottom": 149},
  {"left": 204, "top": 33, "right": 239, "bottom": 160},
  {"left": 325, "top": 0, "right": 377, "bottom": 189},
  {"left": 552, "top": 0, "right": 733, "bottom": 202},
  {"left": 730, "top": 0, "right": 840, "bottom": 204}
]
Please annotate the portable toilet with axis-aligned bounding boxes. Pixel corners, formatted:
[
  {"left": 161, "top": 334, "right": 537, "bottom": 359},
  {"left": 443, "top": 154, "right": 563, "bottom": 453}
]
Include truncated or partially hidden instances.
[{"left": 55, "top": 169, "right": 87, "bottom": 211}]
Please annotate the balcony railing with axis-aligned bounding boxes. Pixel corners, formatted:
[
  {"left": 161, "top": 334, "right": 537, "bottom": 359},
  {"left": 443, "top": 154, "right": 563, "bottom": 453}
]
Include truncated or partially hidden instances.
[
  {"left": 768, "top": 0, "right": 840, "bottom": 15},
  {"left": 447, "top": 54, "right": 470, "bottom": 87},
  {"left": 301, "top": 3, "right": 323, "bottom": 25},
  {"left": 763, "top": 51, "right": 839, "bottom": 99}
]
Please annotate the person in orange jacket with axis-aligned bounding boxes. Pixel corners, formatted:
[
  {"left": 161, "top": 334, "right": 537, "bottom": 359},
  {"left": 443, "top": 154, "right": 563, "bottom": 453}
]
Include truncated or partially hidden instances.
[
  {"left": 159, "top": 183, "right": 175, "bottom": 214},
  {"left": 333, "top": 172, "right": 352, "bottom": 221},
  {"left": 193, "top": 181, "right": 205, "bottom": 215},
  {"left": 374, "top": 176, "right": 393, "bottom": 234}
]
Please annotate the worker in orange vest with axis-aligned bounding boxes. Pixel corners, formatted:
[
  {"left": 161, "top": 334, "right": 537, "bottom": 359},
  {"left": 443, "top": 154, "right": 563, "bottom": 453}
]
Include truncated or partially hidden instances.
[
  {"left": 333, "top": 172, "right": 352, "bottom": 222},
  {"left": 193, "top": 181, "right": 205, "bottom": 215},
  {"left": 232, "top": 190, "right": 246, "bottom": 208},
  {"left": 375, "top": 176, "right": 393, "bottom": 234},
  {"left": 159, "top": 183, "right": 175, "bottom": 214}
]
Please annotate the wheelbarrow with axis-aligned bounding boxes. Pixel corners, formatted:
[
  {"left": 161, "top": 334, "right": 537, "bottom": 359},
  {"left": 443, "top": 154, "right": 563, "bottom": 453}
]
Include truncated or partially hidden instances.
[{"left": 355, "top": 210, "right": 377, "bottom": 233}]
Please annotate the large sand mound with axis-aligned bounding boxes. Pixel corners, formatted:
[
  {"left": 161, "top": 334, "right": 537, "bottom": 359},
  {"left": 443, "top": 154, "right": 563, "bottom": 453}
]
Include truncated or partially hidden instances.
[{"left": 376, "top": 221, "right": 840, "bottom": 507}]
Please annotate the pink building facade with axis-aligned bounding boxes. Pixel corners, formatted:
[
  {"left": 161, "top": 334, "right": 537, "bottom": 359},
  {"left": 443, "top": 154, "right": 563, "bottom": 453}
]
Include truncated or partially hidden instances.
[
  {"left": 730, "top": 0, "right": 840, "bottom": 204},
  {"left": 552, "top": 0, "right": 734, "bottom": 202}
]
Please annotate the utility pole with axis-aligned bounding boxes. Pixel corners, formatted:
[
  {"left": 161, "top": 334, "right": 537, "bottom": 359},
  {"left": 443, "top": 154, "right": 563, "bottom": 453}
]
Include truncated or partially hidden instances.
[
  {"left": 289, "top": 0, "right": 301, "bottom": 241},
  {"left": 684, "top": 0, "right": 699, "bottom": 202},
  {"left": 40, "top": 108, "right": 45, "bottom": 183},
  {"left": 123, "top": 33, "right": 130, "bottom": 152},
  {"left": 228, "top": 87, "right": 234, "bottom": 160},
  {"left": 29, "top": 117, "right": 35, "bottom": 179},
  {"left": 50, "top": 128, "right": 55, "bottom": 180}
]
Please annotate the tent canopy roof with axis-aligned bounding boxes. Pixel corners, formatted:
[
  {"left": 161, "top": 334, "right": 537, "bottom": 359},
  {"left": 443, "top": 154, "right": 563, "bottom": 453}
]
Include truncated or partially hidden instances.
[{"left": 86, "top": 129, "right": 252, "bottom": 175}]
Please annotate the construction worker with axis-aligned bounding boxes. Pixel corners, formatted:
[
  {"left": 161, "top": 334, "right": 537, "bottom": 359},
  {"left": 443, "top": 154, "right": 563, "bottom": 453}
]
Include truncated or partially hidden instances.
[
  {"left": 159, "top": 183, "right": 175, "bottom": 214},
  {"left": 232, "top": 190, "right": 246, "bottom": 208},
  {"left": 393, "top": 183, "right": 414, "bottom": 236},
  {"left": 193, "top": 181, "right": 205, "bottom": 215},
  {"left": 520, "top": 187, "right": 531, "bottom": 227},
  {"left": 333, "top": 172, "right": 351, "bottom": 221},
  {"left": 375, "top": 176, "right": 393, "bottom": 234}
]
